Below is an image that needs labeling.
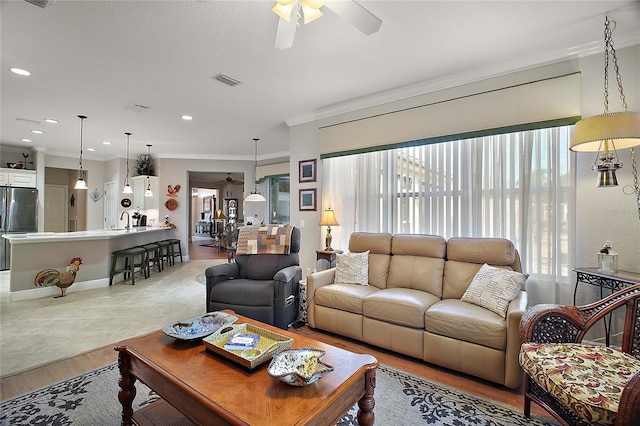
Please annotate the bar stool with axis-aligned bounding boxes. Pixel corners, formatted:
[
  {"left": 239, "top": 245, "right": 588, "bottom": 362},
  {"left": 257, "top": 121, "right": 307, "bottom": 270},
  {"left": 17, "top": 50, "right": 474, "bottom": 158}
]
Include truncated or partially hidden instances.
[
  {"left": 139, "top": 243, "right": 162, "bottom": 276},
  {"left": 155, "top": 240, "right": 173, "bottom": 268},
  {"left": 110, "top": 247, "right": 146, "bottom": 285},
  {"left": 166, "top": 238, "right": 183, "bottom": 265}
]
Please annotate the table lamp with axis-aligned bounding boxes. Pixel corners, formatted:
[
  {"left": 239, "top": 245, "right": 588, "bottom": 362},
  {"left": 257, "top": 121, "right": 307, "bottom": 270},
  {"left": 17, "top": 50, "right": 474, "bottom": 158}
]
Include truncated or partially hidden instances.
[{"left": 319, "top": 208, "right": 339, "bottom": 251}]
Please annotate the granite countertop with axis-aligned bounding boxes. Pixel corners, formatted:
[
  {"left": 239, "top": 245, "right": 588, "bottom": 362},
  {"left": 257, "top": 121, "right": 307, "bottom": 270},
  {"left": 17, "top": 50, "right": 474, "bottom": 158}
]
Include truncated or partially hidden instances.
[{"left": 2, "top": 226, "right": 172, "bottom": 243}]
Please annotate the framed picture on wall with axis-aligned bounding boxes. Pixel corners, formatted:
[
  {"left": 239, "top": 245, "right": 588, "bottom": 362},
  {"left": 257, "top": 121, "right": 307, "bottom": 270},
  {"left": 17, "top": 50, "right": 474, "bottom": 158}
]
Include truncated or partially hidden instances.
[
  {"left": 203, "top": 196, "right": 212, "bottom": 213},
  {"left": 299, "top": 189, "right": 317, "bottom": 211},
  {"left": 298, "top": 159, "right": 317, "bottom": 183}
]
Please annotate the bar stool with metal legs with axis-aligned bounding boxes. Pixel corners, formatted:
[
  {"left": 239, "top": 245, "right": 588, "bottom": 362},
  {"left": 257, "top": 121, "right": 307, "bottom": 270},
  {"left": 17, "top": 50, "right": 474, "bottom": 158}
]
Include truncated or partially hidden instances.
[
  {"left": 139, "top": 243, "right": 162, "bottom": 276},
  {"left": 110, "top": 247, "right": 146, "bottom": 285},
  {"left": 166, "top": 238, "right": 183, "bottom": 265},
  {"left": 155, "top": 240, "right": 173, "bottom": 268}
]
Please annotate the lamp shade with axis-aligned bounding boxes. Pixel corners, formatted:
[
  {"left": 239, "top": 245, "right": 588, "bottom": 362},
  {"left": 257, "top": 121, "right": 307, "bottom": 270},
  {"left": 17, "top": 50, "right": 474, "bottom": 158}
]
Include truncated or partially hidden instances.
[
  {"left": 570, "top": 112, "right": 640, "bottom": 152},
  {"left": 319, "top": 209, "right": 339, "bottom": 227},
  {"left": 214, "top": 209, "right": 226, "bottom": 220},
  {"left": 245, "top": 193, "right": 266, "bottom": 202}
]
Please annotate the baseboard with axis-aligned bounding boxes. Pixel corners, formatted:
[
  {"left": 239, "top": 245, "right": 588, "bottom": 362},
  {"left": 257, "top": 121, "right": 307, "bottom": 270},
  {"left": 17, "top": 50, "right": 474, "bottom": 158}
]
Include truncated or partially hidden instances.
[{"left": 9, "top": 278, "right": 110, "bottom": 302}]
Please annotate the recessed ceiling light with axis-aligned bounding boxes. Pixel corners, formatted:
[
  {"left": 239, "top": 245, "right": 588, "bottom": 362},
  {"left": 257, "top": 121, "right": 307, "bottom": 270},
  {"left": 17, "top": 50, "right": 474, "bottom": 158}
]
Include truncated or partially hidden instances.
[
  {"left": 44, "top": 119, "right": 58, "bottom": 124},
  {"left": 31, "top": 130, "right": 44, "bottom": 134},
  {"left": 181, "top": 115, "right": 193, "bottom": 121},
  {"left": 87, "top": 148, "right": 96, "bottom": 152},
  {"left": 11, "top": 68, "right": 31, "bottom": 76},
  {"left": 102, "top": 141, "right": 111, "bottom": 145},
  {"left": 21, "top": 138, "right": 32, "bottom": 143}
]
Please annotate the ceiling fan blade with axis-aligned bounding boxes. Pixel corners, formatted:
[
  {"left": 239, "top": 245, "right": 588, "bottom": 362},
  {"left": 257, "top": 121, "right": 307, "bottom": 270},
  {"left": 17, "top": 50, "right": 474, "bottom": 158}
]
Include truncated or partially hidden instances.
[
  {"left": 324, "top": 0, "right": 382, "bottom": 35},
  {"left": 274, "top": 15, "right": 298, "bottom": 49}
]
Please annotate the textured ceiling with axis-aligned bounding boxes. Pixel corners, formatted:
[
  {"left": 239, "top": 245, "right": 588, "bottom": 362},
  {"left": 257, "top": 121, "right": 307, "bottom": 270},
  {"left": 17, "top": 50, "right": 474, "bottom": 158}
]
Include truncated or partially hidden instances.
[{"left": 1, "top": 0, "right": 639, "bottom": 163}]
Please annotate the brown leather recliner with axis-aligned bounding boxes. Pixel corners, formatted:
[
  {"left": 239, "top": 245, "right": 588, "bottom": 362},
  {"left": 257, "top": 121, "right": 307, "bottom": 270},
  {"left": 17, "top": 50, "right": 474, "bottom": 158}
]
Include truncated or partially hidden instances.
[{"left": 204, "top": 226, "right": 302, "bottom": 329}]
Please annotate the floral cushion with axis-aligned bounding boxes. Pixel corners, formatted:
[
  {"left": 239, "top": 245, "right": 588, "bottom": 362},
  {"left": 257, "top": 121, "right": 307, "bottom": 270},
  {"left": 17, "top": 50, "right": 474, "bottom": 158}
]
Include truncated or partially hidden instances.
[{"left": 519, "top": 342, "right": 640, "bottom": 425}]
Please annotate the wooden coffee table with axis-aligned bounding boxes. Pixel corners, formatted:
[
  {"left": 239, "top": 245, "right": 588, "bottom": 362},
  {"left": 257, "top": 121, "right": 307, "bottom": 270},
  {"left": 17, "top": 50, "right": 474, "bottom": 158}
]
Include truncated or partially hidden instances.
[{"left": 114, "top": 311, "right": 378, "bottom": 426}]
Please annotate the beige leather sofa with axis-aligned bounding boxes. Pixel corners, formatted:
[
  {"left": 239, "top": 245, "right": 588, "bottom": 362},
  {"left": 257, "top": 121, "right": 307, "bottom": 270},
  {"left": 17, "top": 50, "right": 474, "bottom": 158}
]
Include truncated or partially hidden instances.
[{"left": 307, "top": 232, "right": 526, "bottom": 389}]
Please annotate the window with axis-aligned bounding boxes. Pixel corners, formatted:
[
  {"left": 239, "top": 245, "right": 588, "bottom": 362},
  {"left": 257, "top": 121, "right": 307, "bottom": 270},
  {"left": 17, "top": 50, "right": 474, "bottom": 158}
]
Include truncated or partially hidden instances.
[
  {"left": 268, "top": 176, "right": 290, "bottom": 224},
  {"left": 323, "top": 126, "right": 574, "bottom": 290}
]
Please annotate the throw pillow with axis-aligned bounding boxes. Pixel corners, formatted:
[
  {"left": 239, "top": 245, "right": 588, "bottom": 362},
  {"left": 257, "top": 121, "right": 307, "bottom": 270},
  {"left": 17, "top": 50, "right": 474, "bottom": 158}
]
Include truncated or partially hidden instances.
[
  {"left": 461, "top": 263, "right": 526, "bottom": 318},
  {"left": 334, "top": 251, "right": 370, "bottom": 285}
]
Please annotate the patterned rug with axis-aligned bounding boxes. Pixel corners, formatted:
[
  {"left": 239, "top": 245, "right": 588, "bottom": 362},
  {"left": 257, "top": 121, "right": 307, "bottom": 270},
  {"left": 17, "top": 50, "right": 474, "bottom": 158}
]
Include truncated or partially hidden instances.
[{"left": 0, "top": 363, "right": 556, "bottom": 425}]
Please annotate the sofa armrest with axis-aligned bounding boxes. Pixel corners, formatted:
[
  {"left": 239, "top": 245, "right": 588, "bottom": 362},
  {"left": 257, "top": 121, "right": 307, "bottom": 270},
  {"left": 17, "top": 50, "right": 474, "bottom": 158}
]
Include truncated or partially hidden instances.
[
  {"left": 205, "top": 263, "right": 239, "bottom": 310},
  {"left": 307, "top": 267, "right": 336, "bottom": 328},
  {"left": 504, "top": 290, "right": 527, "bottom": 389}
]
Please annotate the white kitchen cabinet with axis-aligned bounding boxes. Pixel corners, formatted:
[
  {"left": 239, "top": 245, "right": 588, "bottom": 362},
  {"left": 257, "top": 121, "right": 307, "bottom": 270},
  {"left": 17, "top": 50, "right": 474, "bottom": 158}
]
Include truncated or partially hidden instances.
[
  {"left": 0, "top": 168, "right": 37, "bottom": 188},
  {"left": 131, "top": 175, "right": 159, "bottom": 209}
]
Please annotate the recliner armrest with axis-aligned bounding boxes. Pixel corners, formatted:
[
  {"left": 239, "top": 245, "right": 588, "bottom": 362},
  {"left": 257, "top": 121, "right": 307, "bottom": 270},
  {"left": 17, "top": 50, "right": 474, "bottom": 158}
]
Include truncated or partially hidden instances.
[
  {"left": 307, "top": 268, "right": 336, "bottom": 328},
  {"left": 205, "top": 263, "right": 239, "bottom": 283},
  {"left": 274, "top": 265, "right": 300, "bottom": 283}
]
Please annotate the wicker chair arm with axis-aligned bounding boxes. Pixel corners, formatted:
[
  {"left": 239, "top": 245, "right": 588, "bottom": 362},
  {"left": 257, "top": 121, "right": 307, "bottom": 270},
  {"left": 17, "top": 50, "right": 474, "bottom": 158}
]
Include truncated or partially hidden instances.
[
  {"left": 616, "top": 370, "right": 640, "bottom": 426},
  {"left": 519, "top": 304, "right": 584, "bottom": 344}
]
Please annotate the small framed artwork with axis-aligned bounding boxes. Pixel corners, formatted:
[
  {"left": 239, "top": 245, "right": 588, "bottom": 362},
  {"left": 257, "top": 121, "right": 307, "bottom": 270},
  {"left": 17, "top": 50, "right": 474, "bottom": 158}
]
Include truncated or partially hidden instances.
[
  {"left": 299, "top": 188, "right": 317, "bottom": 211},
  {"left": 299, "top": 159, "right": 317, "bottom": 183},
  {"left": 203, "top": 196, "right": 212, "bottom": 213}
]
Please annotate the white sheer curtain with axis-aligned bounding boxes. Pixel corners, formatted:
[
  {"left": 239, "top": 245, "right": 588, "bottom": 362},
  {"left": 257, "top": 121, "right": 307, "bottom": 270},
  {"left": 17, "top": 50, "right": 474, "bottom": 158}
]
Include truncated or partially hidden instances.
[{"left": 322, "top": 126, "right": 574, "bottom": 304}]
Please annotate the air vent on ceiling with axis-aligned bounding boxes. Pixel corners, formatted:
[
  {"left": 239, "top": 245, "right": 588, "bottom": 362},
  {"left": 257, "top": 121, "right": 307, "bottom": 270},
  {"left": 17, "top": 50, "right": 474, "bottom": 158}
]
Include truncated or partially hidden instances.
[
  {"left": 24, "top": 0, "right": 54, "bottom": 8},
  {"left": 16, "top": 118, "right": 41, "bottom": 124},
  {"left": 124, "top": 103, "right": 151, "bottom": 112},
  {"left": 214, "top": 73, "right": 241, "bottom": 87}
]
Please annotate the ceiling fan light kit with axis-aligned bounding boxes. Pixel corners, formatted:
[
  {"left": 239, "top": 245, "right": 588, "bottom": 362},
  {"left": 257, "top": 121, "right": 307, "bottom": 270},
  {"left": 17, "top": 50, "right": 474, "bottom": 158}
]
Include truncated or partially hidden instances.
[{"left": 272, "top": 0, "right": 382, "bottom": 49}]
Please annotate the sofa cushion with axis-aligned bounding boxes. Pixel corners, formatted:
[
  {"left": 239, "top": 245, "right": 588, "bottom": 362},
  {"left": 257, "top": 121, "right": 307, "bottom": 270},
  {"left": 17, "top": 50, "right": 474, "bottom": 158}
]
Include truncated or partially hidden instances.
[
  {"left": 425, "top": 299, "right": 508, "bottom": 351},
  {"left": 363, "top": 288, "right": 440, "bottom": 328},
  {"left": 461, "top": 263, "right": 526, "bottom": 317},
  {"left": 314, "top": 283, "right": 379, "bottom": 315},
  {"left": 388, "top": 234, "right": 446, "bottom": 296},
  {"left": 520, "top": 343, "right": 640, "bottom": 425},
  {"left": 349, "top": 233, "right": 392, "bottom": 289},
  {"left": 446, "top": 237, "right": 516, "bottom": 266},
  {"left": 335, "top": 250, "right": 370, "bottom": 285}
]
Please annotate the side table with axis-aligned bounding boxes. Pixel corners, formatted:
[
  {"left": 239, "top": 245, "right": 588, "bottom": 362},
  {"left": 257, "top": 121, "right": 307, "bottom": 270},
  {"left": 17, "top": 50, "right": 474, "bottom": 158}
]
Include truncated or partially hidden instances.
[
  {"left": 573, "top": 267, "right": 640, "bottom": 346},
  {"left": 316, "top": 249, "right": 344, "bottom": 270}
]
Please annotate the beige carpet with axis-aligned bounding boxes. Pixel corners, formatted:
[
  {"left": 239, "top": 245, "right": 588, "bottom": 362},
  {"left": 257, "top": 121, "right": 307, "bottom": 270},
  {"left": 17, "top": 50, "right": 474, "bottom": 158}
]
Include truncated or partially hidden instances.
[{"left": 0, "top": 259, "right": 224, "bottom": 377}]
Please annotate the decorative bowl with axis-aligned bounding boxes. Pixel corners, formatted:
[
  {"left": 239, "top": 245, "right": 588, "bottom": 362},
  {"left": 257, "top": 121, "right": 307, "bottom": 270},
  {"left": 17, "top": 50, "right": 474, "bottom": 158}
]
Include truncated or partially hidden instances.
[{"left": 267, "top": 348, "right": 333, "bottom": 386}]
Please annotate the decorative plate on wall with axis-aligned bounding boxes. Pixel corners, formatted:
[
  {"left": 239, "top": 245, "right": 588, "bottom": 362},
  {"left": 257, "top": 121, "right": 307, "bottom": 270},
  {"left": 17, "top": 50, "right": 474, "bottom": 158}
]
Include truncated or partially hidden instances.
[
  {"left": 121, "top": 198, "right": 132, "bottom": 208},
  {"left": 165, "top": 198, "right": 178, "bottom": 211}
]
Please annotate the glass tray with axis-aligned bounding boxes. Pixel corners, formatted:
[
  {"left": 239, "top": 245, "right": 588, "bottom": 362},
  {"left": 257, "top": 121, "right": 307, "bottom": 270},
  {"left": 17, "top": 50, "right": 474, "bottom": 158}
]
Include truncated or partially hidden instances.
[{"left": 203, "top": 323, "right": 293, "bottom": 370}]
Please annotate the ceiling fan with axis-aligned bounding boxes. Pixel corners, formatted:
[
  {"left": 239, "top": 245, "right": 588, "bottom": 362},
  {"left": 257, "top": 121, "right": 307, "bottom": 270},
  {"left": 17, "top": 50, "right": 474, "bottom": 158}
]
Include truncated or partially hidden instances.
[
  {"left": 273, "top": 0, "right": 383, "bottom": 49},
  {"left": 212, "top": 173, "right": 244, "bottom": 186}
]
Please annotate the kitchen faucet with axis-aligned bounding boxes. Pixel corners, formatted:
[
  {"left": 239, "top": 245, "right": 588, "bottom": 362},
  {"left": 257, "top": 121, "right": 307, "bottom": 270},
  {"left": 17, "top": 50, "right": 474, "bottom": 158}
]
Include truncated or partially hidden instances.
[{"left": 120, "top": 211, "right": 130, "bottom": 230}]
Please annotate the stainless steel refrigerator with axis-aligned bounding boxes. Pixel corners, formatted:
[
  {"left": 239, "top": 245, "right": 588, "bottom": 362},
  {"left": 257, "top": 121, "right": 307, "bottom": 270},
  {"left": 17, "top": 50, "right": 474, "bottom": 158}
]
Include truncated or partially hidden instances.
[{"left": 1, "top": 187, "right": 38, "bottom": 270}]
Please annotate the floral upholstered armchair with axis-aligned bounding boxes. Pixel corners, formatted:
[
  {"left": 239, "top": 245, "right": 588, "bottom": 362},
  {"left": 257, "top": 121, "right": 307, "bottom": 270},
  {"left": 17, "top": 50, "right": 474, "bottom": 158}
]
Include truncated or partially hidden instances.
[{"left": 519, "top": 283, "right": 640, "bottom": 426}]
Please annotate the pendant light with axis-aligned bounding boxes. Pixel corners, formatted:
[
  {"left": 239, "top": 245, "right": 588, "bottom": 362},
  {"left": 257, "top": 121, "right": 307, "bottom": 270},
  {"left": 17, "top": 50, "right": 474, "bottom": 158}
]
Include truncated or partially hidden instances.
[
  {"left": 570, "top": 17, "right": 640, "bottom": 199},
  {"left": 245, "top": 138, "right": 266, "bottom": 202},
  {"left": 122, "top": 132, "right": 133, "bottom": 194},
  {"left": 74, "top": 115, "right": 88, "bottom": 190},
  {"left": 144, "top": 144, "right": 153, "bottom": 197}
]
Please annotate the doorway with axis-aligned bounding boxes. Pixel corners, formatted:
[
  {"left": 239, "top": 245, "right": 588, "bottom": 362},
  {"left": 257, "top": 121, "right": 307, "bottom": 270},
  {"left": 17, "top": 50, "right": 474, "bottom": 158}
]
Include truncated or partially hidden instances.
[{"left": 44, "top": 184, "right": 68, "bottom": 232}]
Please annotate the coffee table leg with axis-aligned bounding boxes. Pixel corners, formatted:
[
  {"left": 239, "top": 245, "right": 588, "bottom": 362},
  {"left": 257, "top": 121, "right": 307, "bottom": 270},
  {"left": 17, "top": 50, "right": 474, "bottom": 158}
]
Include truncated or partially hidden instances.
[
  {"left": 357, "top": 367, "right": 376, "bottom": 426},
  {"left": 117, "top": 352, "right": 137, "bottom": 426}
]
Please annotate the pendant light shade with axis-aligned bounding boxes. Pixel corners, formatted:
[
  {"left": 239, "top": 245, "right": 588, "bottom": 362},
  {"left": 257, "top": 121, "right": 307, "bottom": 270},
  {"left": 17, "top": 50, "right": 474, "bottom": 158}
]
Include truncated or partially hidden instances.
[
  {"left": 144, "top": 144, "right": 153, "bottom": 197},
  {"left": 74, "top": 115, "right": 88, "bottom": 190},
  {"left": 245, "top": 138, "right": 266, "bottom": 203},
  {"left": 122, "top": 132, "right": 133, "bottom": 194}
]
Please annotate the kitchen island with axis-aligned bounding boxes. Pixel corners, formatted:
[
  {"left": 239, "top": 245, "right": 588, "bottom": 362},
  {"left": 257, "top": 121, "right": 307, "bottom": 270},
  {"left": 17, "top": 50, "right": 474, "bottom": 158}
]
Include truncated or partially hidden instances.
[{"left": 2, "top": 227, "right": 176, "bottom": 301}]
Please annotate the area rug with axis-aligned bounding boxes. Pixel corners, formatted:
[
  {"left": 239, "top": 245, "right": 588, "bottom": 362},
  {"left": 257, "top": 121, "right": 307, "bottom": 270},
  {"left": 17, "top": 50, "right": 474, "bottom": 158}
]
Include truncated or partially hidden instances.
[{"left": 0, "top": 363, "right": 556, "bottom": 425}]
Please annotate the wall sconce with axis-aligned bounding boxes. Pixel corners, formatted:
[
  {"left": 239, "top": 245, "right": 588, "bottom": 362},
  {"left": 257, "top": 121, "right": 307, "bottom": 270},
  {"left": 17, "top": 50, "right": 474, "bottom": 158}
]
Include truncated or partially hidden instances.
[
  {"left": 122, "top": 132, "right": 133, "bottom": 194},
  {"left": 319, "top": 208, "right": 339, "bottom": 251},
  {"left": 569, "top": 17, "right": 640, "bottom": 217},
  {"left": 74, "top": 115, "right": 88, "bottom": 190}
]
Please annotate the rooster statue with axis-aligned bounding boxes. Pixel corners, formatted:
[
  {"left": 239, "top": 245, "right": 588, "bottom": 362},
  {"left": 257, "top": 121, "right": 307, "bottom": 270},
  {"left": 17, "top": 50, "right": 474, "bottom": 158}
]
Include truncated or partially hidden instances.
[{"left": 34, "top": 257, "right": 83, "bottom": 298}]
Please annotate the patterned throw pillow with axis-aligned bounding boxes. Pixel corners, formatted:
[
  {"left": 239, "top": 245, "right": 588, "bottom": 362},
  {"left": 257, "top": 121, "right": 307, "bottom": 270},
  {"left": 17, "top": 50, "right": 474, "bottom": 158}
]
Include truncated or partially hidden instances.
[
  {"left": 461, "top": 263, "right": 526, "bottom": 318},
  {"left": 334, "top": 251, "right": 370, "bottom": 285}
]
